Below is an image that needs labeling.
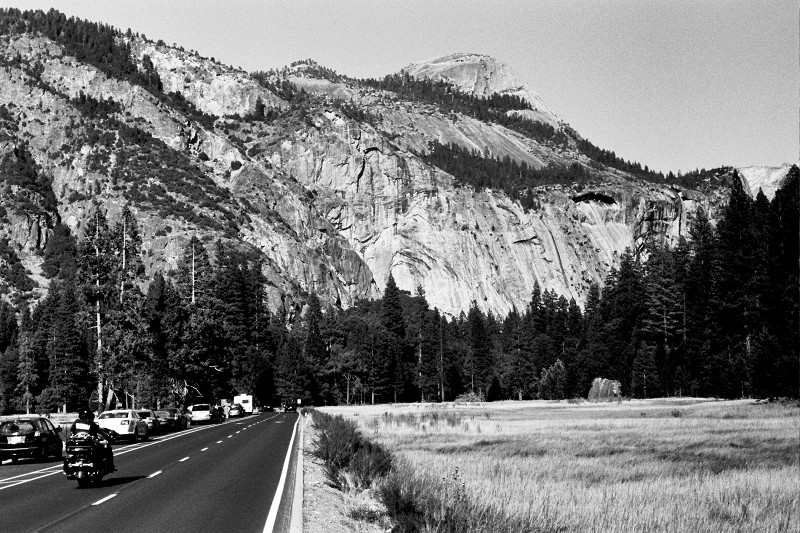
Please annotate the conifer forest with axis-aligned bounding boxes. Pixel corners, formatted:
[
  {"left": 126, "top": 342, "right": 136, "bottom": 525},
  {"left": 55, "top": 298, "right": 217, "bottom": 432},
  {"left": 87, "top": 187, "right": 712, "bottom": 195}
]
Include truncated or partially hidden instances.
[{"left": 0, "top": 167, "right": 797, "bottom": 414}]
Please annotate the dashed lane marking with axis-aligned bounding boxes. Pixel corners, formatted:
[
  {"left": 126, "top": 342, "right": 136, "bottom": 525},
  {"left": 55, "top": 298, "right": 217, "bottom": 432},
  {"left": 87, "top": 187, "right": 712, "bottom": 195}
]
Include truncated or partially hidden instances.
[
  {"left": 148, "top": 471, "right": 162, "bottom": 478},
  {"left": 92, "top": 493, "right": 117, "bottom": 506},
  {"left": 227, "top": 435, "right": 233, "bottom": 438},
  {"left": 179, "top": 457, "right": 190, "bottom": 462},
  {"left": 201, "top": 447, "right": 209, "bottom": 452},
  {"left": 217, "top": 440, "right": 223, "bottom": 444}
]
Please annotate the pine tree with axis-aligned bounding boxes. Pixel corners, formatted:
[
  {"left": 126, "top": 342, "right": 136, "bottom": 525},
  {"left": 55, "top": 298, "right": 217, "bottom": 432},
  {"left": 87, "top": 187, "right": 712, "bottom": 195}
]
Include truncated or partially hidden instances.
[
  {"left": 302, "top": 292, "right": 325, "bottom": 403},
  {"left": 76, "top": 206, "right": 115, "bottom": 412},
  {"left": 15, "top": 309, "right": 36, "bottom": 414},
  {"left": 381, "top": 274, "right": 405, "bottom": 339}
]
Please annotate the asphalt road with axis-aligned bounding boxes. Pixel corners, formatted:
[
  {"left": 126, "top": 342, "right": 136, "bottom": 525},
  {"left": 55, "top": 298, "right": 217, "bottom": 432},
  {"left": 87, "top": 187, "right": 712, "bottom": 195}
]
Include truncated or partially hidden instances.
[{"left": 0, "top": 412, "right": 299, "bottom": 533}]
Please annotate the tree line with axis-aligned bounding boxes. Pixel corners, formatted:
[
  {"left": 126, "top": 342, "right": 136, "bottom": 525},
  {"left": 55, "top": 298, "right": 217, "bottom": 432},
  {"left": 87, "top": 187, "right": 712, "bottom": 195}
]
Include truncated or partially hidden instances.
[
  {"left": 417, "top": 141, "right": 592, "bottom": 209},
  {"left": 0, "top": 167, "right": 796, "bottom": 414}
]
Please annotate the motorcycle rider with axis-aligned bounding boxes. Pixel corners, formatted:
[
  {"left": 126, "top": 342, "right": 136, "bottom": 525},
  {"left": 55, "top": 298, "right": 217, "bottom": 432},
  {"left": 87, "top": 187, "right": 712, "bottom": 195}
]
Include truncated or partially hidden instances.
[{"left": 69, "top": 408, "right": 115, "bottom": 472}]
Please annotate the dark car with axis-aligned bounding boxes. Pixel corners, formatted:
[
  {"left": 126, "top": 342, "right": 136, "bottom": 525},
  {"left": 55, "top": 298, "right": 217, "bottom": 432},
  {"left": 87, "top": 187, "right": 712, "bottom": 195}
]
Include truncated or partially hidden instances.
[
  {"left": 283, "top": 404, "right": 297, "bottom": 413},
  {"left": 156, "top": 408, "right": 188, "bottom": 431},
  {"left": 0, "top": 416, "right": 63, "bottom": 463},
  {"left": 228, "top": 404, "right": 244, "bottom": 418},
  {"left": 136, "top": 410, "right": 162, "bottom": 435}
]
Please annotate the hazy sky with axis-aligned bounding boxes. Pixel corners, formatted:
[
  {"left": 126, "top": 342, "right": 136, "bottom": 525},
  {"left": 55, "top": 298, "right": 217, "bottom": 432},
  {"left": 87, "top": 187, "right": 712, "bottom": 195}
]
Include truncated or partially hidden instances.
[{"left": 1, "top": 1, "right": 796, "bottom": 173}]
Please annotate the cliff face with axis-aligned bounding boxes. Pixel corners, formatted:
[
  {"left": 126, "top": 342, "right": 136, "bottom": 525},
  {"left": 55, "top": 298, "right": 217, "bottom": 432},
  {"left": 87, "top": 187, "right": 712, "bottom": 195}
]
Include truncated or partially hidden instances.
[
  {"left": 0, "top": 29, "right": 757, "bottom": 317},
  {"left": 260, "top": 105, "right": 725, "bottom": 316}
]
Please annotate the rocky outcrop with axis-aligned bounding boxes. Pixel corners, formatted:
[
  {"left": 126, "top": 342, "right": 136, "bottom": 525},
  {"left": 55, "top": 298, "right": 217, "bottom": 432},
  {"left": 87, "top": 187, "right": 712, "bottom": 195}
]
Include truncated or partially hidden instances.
[
  {"left": 738, "top": 163, "right": 794, "bottom": 201},
  {"left": 128, "top": 39, "right": 286, "bottom": 118},
  {"left": 403, "top": 53, "right": 562, "bottom": 128}
]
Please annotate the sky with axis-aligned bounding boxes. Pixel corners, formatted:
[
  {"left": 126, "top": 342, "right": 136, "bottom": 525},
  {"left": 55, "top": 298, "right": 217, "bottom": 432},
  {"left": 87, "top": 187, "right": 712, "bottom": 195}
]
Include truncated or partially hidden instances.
[{"left": 0, "top": 0, "right": 796, "bottom": 173}]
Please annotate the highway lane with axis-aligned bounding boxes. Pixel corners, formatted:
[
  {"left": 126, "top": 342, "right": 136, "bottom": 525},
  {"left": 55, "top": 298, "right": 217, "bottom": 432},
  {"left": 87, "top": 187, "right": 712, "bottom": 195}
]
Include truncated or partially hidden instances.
[{"left": 0, "top": 412, "right": 299, "bottom": 533}]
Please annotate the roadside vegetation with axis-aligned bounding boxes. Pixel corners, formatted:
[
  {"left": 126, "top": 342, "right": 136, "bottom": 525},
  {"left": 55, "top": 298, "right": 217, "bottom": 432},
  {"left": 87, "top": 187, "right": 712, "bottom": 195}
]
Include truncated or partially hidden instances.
[{"left": 321, "top": 399, "right": 799, "bottom": 533}]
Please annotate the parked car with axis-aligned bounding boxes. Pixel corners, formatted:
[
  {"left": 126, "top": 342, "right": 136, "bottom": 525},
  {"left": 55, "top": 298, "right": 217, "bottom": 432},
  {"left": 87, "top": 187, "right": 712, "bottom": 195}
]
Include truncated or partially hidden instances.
[
  {"left": 188, "top": 404, "right": 212, "bottom": 424},
  {"left": 136, "top": 410, "right": 162, "bottom": 435},
  {"left": 228, "top": 404, "right": 244, "bottom": 418},
  {"left": 96, "top": 409, "right": 149, "bottom": 442},
  {"left": 156, "top": 408, "right": 189, "bottom": 431},
  {"left": 0, "top": 416, "right": 63, "bottom": 463}
]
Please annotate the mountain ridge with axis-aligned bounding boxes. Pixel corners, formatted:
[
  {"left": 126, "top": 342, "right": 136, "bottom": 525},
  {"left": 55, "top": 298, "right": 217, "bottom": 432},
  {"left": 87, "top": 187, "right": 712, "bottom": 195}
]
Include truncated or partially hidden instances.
[{"left": 0, "top": 9, "right": 791, "bottom": 318}]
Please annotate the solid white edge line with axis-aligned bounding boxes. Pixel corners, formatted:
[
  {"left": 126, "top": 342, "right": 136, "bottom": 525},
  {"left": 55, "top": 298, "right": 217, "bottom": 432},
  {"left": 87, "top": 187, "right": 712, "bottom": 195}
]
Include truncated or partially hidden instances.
[
  {"left": 92, "top": 493, "right": 117, "bottom": 505},
  {"left": 289, "top": 418, "right": 304, "bottom": 533},
  {"left": 263, "top": 416, "right": 300, "bottom": 533},
  {"left": 148, "top": 470, "right": 162, "bottom": 478}
]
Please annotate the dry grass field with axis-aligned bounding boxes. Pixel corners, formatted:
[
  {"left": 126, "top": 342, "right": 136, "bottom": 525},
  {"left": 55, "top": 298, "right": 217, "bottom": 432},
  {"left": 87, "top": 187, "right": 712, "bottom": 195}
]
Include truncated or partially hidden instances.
[{"left": 322, "top": 399, "right": 798, "bottom": 533}]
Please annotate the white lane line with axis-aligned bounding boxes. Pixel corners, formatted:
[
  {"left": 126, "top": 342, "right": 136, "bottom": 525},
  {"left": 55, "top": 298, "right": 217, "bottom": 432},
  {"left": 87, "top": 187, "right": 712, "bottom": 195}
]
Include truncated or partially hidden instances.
[
  {"left": 0, "top": 471, "right": 61, "bottom": 491},
  {"left": 201, "top": 447, "right": 209, "bottom": 452},
  {"left": 92, "top": 493, "right": 118, "bottom": 506},
  {"left": 236, "top": 431, "right": 240, "bottom": 434},
  {"left": 217, "top": 440, "right": 223, "bottom": 444},
  {"left": 148, "top": 470, "right": 162, "bottom": 478},
  {"left": 227, "top": 435, "right": 233, "bottom": 438},
  {"left": 263, "top": 416, "right": 300, "bottom": 533},
  {"left": 179, "top": 457, "right": 190, "bottom": 462}
]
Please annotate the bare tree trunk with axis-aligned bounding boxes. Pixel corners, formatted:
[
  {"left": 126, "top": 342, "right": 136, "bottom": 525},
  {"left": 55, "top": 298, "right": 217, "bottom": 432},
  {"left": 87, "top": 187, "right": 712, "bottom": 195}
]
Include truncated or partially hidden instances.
[
  {"left": 191, "top": 238, "right": 196, "bottom": 304},
  {"left": 95, "top": 213, "right": 104, "bottom": 414},
  {"left": 120, "top": 215, "right": 127, "bottom": 304}
]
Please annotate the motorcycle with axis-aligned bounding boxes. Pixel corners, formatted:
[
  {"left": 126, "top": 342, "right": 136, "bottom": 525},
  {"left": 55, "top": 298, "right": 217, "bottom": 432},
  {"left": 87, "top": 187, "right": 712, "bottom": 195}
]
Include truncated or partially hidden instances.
[{"left": 63, "top": 430, "right": 115, "bottom": 488}]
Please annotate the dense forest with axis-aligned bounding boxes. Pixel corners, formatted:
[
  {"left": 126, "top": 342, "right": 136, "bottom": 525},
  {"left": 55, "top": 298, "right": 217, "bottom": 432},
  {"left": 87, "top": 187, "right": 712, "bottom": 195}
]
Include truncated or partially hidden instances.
[{"left": 0, "top": 168, "right": 796, "bottom": 414}]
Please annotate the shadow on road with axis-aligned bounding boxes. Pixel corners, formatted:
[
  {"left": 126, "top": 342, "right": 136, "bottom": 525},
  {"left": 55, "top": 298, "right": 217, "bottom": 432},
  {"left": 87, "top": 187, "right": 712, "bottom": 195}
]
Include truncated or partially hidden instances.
[{"left": 97, "top": 475, "right": 147, "bottom": 488}]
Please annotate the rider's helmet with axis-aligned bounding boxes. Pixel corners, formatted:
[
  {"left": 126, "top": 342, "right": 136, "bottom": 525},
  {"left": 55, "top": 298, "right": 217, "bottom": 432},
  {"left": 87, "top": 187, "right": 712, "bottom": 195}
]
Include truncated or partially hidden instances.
[{"left": 78, "top": 408, "right": 95, "bottom": 422}]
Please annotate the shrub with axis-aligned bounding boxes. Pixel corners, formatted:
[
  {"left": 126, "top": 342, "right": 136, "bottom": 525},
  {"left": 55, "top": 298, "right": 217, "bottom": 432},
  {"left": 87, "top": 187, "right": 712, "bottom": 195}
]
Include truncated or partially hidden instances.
[{"left": 310, "top": 410, "right": 393, "bottom": 491}]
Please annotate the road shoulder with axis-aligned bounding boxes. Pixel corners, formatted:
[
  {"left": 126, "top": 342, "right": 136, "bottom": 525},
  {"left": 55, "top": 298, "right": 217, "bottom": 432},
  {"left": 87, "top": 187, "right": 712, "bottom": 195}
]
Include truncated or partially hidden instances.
[{"left": 302, "top": 415, "right": 390, "bottom": 533}]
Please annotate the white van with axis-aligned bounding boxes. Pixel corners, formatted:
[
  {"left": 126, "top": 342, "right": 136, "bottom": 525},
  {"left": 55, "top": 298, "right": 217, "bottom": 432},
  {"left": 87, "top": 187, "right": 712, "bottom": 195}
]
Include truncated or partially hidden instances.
[{"left": 233, "top": 395, "right": 253, "bottom": 415}]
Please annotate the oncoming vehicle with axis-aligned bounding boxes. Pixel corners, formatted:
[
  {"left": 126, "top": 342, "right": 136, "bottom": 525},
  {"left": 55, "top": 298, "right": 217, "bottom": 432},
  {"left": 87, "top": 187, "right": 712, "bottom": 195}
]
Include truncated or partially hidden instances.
[
  {"left": 0, "top": 416, "right": 63, "bottom": 463},
  {"left": 188, "top": 404, "right": 212, "bottom": 424},
  {"left": 96, "top": 410, "right": 149, "bottom": 442}
]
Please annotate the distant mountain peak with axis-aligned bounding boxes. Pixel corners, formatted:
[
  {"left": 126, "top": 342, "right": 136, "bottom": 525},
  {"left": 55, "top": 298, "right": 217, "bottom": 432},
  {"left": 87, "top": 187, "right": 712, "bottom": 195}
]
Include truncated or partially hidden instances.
[{"left": 403, "top": 52, "right": 561, "bottom": 127}]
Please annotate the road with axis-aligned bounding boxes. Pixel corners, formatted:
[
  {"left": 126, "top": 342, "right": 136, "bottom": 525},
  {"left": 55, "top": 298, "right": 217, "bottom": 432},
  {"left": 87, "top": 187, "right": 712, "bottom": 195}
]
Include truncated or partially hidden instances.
[{"left": 0, "top": 412, "right": 299, "bottom": 533}]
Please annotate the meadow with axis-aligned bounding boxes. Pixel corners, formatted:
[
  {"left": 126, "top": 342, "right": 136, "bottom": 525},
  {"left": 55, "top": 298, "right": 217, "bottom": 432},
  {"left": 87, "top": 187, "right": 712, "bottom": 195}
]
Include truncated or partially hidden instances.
[{"left": 322, "top": 399, "right": 798, "bottom": 533}]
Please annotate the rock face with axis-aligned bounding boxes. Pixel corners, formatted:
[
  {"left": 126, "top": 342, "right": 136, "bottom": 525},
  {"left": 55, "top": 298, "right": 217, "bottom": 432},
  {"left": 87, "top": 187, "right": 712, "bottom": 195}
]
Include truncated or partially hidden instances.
[
  {"left": 737, "top": 163, "right": 795, "bottom": 201},
  {"left": 404, "top": 53, "right": 562, "bottom": 128},
  {"left": 0, "top": 29, "right": 762, "bottom": 318}
]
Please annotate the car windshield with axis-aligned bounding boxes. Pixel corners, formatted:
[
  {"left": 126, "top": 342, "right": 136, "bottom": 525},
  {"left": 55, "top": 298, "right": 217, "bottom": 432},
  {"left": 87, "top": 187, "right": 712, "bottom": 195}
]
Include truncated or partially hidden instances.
[
  {"left": 194, "top": 404, "right": 210, "bottom": 411},
  {"left": 136, "top": 412, "right": 151, "bottom": 418},
  {"left": 98, "top": 412, "right": 129, "bottom": 419},
  {"left": 0, "top": 421, "right": 36, "bottom": 434},
  {"left": 155, "top": 411, "right": 169, "bottom": 417}
]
